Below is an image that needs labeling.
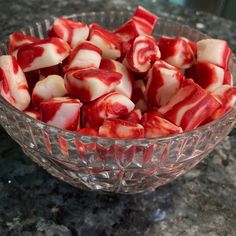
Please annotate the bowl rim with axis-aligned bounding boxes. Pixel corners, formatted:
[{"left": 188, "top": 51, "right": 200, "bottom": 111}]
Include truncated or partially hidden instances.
[{"left": 0, "top": 11, "right": 236, "bottom": 143}]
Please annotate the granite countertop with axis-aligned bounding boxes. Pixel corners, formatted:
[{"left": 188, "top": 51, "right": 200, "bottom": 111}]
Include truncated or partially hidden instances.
[{"left": 0, "top": 1, "right": 236, "bottom": 235}]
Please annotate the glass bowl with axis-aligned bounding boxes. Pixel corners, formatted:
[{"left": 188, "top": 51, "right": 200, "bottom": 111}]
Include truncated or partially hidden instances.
[{"left": 0, "top": 11, "right": 236, "bottom": 194}]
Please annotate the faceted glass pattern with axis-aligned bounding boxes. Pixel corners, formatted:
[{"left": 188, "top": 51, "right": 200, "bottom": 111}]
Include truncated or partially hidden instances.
[{"left": 0, "top": 11, "right": 236, "bottom": 193}]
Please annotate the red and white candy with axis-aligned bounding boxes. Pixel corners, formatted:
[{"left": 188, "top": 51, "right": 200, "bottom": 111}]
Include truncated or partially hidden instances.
[
  {"left": 48, "top": 18, "right": 89, "bottom": 48},
  {"left": 0, "top": 55, "right": 30, "bottom": 111},
  {"left": 159, "top": 36, "right": 195, "bottom": 69},
  {"left": 100, "top": 59, "right": 134, "bottom": 98},
  {"left": 66, "top": 41, "right": 102, "bottom": 71},
  {"left": 141, "top": 111, "right": 183, "bottom": 138},
  {"left": 99, "top": 119, "right": 144, "bottom": 139},
  {"left": 114, "top": 6, "right": 158, "bottom": 44},
  {"left": 197, "top": 39, "right": 231, "bottom": 70},
  {"left": 185, "top": 62, "right": 225, "bottom": 92},
  {"left": 40, "top": 97, "right": 82, "bottom": 131},
  {"left": 8, "top": 32, "right": 40, "bottom": 55},
  {"left": 145, "top": 60, "right": 184, "bottom": 107},
  {"left": 89, "top": 23, "right": 122, "bottom": 59},
  {"left": 0, "top": 6, "right": 234, "bottom": 140},
  {"left": 115, "top": 20, "right": 140, "bottom": 43},
  {"left": 82, "top": 92, "right": 135, "bottom": 130},
  {"left": 125, "top": 35, "right": 160, "bottom": 73},
  {"left": 210, "top": 85, "right": 236, "bottom": 119},
  {"left": 132, "top": 5, "right": 158, "bottom": 36},
  {"left": 17, "top": 37, "right": 70, "bottom": 72},
  {"left": 64, "top": 68, "right": 122, "bottom": 102},
  {"left": 32, "top": 75, "right": 67, "bottom": 109},
  {"left": 158, "top": 79, "right": 221, "bottom": 131}
]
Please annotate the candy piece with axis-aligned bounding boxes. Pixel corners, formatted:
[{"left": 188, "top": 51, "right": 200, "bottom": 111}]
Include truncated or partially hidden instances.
[
  {"left": 66, "top": 41, "right": 102, "bottom": 71},
  {"left": 48, "top": 18, "right": 89, "bottom": 48},
  {"left": 17, "top": 37, "right": 70, "bottom": 72},
  {"left": 145, "top": 60, "right": 184, "bottom": 107},
  {"left": 64, "top": 68, "right": 122, "bottom": 102},
  {"left": 210, "top": 85, "right": 236, "bottom": 119},
  {"left": 32, "top": 75, "right": 67, "bottom": 109},
  {"left": 99, "top": 119, "right": 144, "bottom": 139},
  {"left": 24, "top": 110, "right": 41, "bottom": 120},
  {"left": 125, "top": 35, "right": 160, "bottom": 73},
  {"left": 197, "top": 39, "right": 231, "bottom": 70},
  {"left": 75, "top": 128, "right": 98, "bottom": 136},
  {"left": 8, "top": 32, "right": 40, "bottom": 55},
  {"left": 40, "top": 97, "right": 82, "bottom": 131},
  {"left": 82, "top": 92, "right": 135, "bottom": 130},
  {"left": 132, "top": 6, "right": 158, "bottom": 35},
  {"left": 0, "top": 55, "right": 30, "bottom": 111},
  {"left": 158, "top": 79, "right": 221, "bottom": 131},
  {"left": 131, "top": 79, "right": 148, "bottom": 113},
  {"left": 159, "top": 36, "right": 195, "bottom": 69},
  {"left": 89, "top": 23, "right": 122, "bottom": 59},
  {"left": 121, "top": 109, "right": 142, "bottom": 123},
  {"left": 115, "top": 20, "right": 140, "bottom": 43},
  {"left": 100, "top": 59, "right": 133, "bottom": 98},
  {"left": 141, "top": 111, "right": 183, "bottom": 138},
  {"left": 185, "top": 62, "right": 226, "bottom": 92},
  {"left": 114, "top": 6, "right": 158, "bottom": 43}
]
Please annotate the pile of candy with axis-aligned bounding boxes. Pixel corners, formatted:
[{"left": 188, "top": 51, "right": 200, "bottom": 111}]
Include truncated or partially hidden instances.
[{"left": 0, "top": 6, "right": 235, "bottom": 139}]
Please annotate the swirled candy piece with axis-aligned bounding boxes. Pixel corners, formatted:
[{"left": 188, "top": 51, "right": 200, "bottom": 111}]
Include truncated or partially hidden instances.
[
  {"left": 115, "top": 20, "right": 140, "bottom": 43},
  {"left": 158, "top": 79, "right": 221, "bottom": 131},
  {"left": 100, "top": 58, "right": 134, "bottom": 98},
  {"left": 131, "top": 79, "right": 148, "bottom": 113},
  {"left": 48, "top": 18, "right": 89, "bottom": 48},
  {"left": 210, "top": 85, "right": 236, "bottom": 119},
  {"left": 66, "top": 41, "right": 102, "bottom": 71},
  {"left": 132, "top": 6, "right": 158, "bottom": 35},
  {"left": 24, "top": 110, "right": 41, "bottom": 120},
  {"left": 159, "top": 36, "right": 195, "bottom": 69},
  {"left": 89, "top": 23, "right": 122, "bottom": 59},
  {"left": 99, "top": 119, "right": 144, "bottom": 139},
  {"left": 0, "top": 55, "right": 30, "bottom": 110},
  {"left": 64, "top": 68, "right": 122, "bottom": 102},
  {"left": 115, "top": 6, "right": 158, "bottom": 43},
  {"left": 145, "top": 60, "right": 184, "bottom": 107},
  {"left": 40, "top": 97, "right": 82, "bottom": 131},
  {"left": 125, "top": 35, "right": 160, "bottom": 73},
  {"left": 185, "top": 62, "right": 226, "bottom": 92},
  {"left": 197, "top": 39, "right": 231, "bottom": 70},
  {"left": 141, "top": 111, "right": 183, "bottom": 138},
  {"left": 32, "top": 75, "right": 67, "bottom": 109},
  {"left": 82, "top": 92, "right": 135, "bottom": 130},
  {"left": 8, "top": 32, "right": 40, "bottom": 55},
  {"left": 17, "top": 37, "right": 70, "bottom": 72}
]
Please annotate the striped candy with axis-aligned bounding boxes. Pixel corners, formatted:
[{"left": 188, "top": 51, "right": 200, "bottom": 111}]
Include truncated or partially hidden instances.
[
  {"left": 82, "top": 92, "right": 135, "bottom": 130},
  {"left": 0, "top": 55, "right": 30, "bottom": 111},
  {"left": 40, "top": 97, "right": 82, "bottom": 131}
]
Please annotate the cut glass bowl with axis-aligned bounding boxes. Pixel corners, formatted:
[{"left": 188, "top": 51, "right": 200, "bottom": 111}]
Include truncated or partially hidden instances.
[{"left": 0, "top": 11, "right": 236, "bottom": 193}]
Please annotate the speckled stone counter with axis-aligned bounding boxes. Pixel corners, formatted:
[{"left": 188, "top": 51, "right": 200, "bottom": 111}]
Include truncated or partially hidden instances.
[{"left": 0, "top": 1, "right": 236, "bottom": 235}]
